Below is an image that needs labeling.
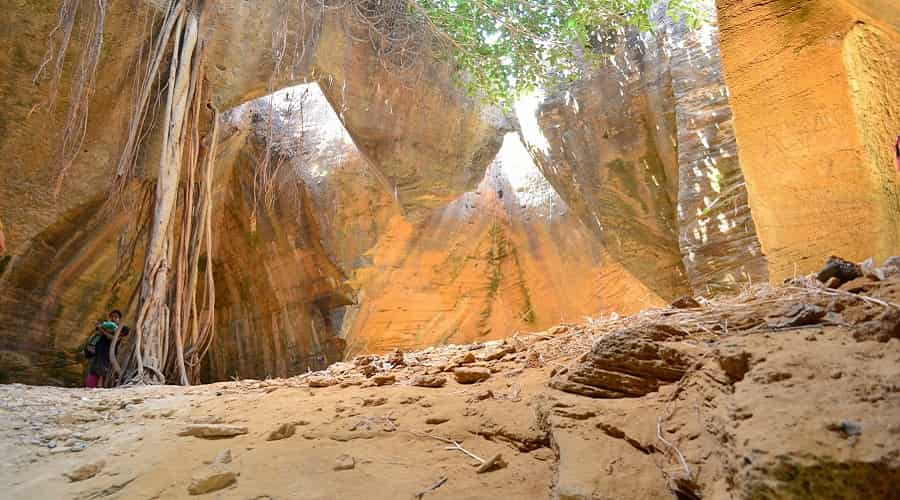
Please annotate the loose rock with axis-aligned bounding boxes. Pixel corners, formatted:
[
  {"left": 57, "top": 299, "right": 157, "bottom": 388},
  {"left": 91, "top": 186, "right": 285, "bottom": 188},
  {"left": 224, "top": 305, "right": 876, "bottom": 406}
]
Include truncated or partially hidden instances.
[
  {"left": 671, "top": 296, "right": 701, "bottom": 309},
  {"left": 385, "top": 348, "right": 406, "bottom": 367},
  {"left": 188, "top": 468, "right": 237, "bottom": 495},
  {"left": 333, "top": 454, "right": 355, "bottom": 471},
  {"left": 179, "top": 424, "right": 249, "bottom": 439},
  {"left": 372, "top": 373, "right": 395, "bottom": 386},
  {"left": 308, "top": 375, "right": 340, "bottom": 388},
  {"left": 64, "top": 460, "right": 104, "bottom": 482},
  {"left": 453, "top": 367, "right": 491, "bottom": 384},
  {"left": 266, "top": 423, "right": 296, "bottom": 441},
  {"left": 412, "top": 375, "right": 447, "bottom": 388}
]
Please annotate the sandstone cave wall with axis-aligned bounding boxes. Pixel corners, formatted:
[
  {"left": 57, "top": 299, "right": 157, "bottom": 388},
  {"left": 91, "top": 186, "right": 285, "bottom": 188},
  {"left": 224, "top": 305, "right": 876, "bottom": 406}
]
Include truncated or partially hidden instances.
[
  {"left": 520, "top": 0, "right": 768, "bottom": 298},
  {"left": 0, "top": 0, "right": 502, "bottom": 385},
  {"left": 716, "top": 0, "right": 900, "bottom": 281}
]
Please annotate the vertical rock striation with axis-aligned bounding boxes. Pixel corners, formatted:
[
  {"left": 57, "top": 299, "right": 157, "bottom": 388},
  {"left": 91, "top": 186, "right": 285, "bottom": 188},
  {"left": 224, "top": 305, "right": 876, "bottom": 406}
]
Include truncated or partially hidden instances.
[{"left": 654, "top": 0, "right": 769, "bottom": 293}]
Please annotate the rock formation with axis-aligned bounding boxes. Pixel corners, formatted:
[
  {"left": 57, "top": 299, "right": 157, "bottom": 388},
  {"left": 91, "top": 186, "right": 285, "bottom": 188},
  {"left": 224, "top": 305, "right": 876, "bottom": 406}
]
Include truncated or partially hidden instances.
[
  {"left": 0, "top": 0, "right": 897, "bottom": 387},
  {"left": 716, "top": 0, "right": 900, "bottom": 281}
]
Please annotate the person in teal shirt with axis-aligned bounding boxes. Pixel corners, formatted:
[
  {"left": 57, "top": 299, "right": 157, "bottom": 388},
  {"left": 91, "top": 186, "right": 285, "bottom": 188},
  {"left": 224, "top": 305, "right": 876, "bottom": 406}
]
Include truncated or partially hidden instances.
[{"left": 86, "top": 310, "right": 121, "bottom": 388}]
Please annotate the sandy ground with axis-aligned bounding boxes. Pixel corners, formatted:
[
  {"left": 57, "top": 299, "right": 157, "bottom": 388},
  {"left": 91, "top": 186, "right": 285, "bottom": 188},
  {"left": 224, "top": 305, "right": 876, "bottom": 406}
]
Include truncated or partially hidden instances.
[{"left": 3, "top": 275, "right": 900, "bottom": 499}]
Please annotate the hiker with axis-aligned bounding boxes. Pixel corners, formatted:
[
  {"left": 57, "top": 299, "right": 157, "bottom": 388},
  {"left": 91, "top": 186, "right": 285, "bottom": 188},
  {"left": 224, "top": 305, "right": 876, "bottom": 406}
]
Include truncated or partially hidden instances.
[{"left": 84, "top": 310, "right": 122, "bottom": 388}]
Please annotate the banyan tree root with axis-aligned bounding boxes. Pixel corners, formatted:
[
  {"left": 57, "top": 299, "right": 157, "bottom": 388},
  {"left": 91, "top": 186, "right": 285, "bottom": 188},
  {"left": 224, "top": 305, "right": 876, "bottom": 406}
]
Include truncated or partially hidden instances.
[{"left": 119, "top": 0, "right": 216, "bottom": 385}]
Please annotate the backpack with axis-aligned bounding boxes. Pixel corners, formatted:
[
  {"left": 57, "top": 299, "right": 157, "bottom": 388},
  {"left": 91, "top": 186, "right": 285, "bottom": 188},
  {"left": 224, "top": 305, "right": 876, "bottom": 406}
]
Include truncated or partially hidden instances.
[{"left": 83, "top": 332, "right": 103, "bottom": 359}]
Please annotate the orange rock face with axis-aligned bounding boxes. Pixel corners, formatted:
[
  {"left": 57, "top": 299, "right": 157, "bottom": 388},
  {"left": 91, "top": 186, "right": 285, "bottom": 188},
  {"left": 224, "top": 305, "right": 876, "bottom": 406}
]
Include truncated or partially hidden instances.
[
  {"left": 344, "top": 135, "right": 669, "bottom": 355},
  {"left": 717, "top": 0, "right": 900, "bottom": 281}
]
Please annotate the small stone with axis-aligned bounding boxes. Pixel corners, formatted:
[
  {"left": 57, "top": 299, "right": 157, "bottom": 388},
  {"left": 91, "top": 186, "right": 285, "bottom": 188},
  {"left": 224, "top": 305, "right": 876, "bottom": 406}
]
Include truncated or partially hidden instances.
[
  {"left": 454, "top": 352, "right": 476, "bottom": 364},
  {"left": 266, "top": 423, "right": 296, "bottom": 441},
  {"left": 215, "top": 449, "right": 232, "bottom": 464},
  {"left": 385, "top": 348, "right": 406, "bottom": 367},
  {"left": 354, "top": 355, "right": 376, "bottom": 366},
  {"left": 64, "top": 460, "right": 104, "bottom": 482},
  {"left": 361, "top": 396, "right": 387, "bottom": 407},
  {"left": 474, "top": 389, "right": 494, "bottom": 401},
  {"left": 547, "top": 326, "right": 568, "bottom": 336},
  {"left": 359, "top": 364, "right": 377, "bottom": 378},
  {"left": 531, "top": 448, "right": 555, "bottom": 462},
  {"left": 333, "top": 454, "right": 355, "bottom": 471},
  {"left": 830, "top": 370, "right": 843, "bottom": 380},
  {"left": 188, "top": 468, "right": 237, "bottom": 495},
  {"left": 826, "top": 420, "right": 863, "bottom": 438},
  {"left": 453, "top": 367, "right": 491, "bottom": 384},
  {"left": 824, "top": 277, "right": 842, "bottom": 289},
  {"left": 476, "top": 453, "right": 507, "bottom": 473},
  {"left": 671, "top": 296, "right": 701, "bottom": 309},
  {"left": 768, "top": 304, "right": 826, "bottom": 329},
  {"left": 412, "top": 374, "right": 446, "bottom": 388},
  {"left": 716, "top": 346, "right": 752, "bottom": 383},
  {"left": 425, "top": 415, "right": 451, "bottom": 425},
  {"left": 372, "top": 373, "right": 395, "bottom": 386},
  {"left": 178, "top": 424, "right": 249, "bottom": 439},
  {"left": 481, "top": 348, "right": 510, "bottom": 362}
]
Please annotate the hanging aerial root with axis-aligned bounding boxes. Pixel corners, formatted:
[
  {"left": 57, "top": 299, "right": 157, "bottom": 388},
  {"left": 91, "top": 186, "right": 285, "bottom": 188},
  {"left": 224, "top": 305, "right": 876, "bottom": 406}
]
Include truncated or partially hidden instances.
[{"left": 33, "top": 0, "right": 109, "bottom": 197}]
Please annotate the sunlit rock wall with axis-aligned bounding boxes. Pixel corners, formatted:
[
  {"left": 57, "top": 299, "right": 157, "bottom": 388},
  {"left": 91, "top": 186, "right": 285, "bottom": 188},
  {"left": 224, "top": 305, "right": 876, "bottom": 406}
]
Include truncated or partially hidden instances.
[
  {"left": 517, "top": 30, "right": 691, "bottom": 303},
  {"left": 518, "top": 3, "right": 768, "bottom": 298},
  {"left": 202, "top": 102, "right": 353, "bottom": 380},
  {"left": 654, "top": 1, "right": 768, "bottom": 293},
  {"left": 716, "top": 0, "right": 900, "bottom": 280},
  {"left": 0, "top": 0, "right": 502, "bottom": 385},
  {"left": 344, "top": 134, "right": 664, "bottom": 355}
]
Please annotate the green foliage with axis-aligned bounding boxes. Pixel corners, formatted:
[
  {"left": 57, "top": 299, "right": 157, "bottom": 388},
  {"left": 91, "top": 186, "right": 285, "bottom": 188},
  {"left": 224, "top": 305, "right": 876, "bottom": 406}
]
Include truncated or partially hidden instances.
[{"left": 416, "top": 0, "right": 705, "bottom": 105}]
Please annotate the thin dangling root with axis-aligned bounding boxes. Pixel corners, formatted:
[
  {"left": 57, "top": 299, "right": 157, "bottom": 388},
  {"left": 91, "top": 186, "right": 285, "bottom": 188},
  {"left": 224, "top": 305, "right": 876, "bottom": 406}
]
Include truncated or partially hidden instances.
[{"left": 33, "top": 0, "right": 109, "bottom": 197}]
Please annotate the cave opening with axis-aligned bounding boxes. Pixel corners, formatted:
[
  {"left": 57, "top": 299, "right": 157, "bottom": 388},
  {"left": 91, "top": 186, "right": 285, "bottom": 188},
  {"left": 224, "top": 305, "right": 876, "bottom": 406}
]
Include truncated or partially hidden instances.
[
  {"left": 3, "top": 1, "right": 900, "bottom": 498},
  {"left": 202, "top": 81, "right": 582, "bottom": 380}
]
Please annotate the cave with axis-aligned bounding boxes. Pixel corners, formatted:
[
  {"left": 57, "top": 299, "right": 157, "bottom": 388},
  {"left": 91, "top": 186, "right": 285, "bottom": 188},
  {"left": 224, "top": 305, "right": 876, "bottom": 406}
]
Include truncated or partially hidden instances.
[{"left": 1, "top": 0, "right": 899, "bottom": 498}]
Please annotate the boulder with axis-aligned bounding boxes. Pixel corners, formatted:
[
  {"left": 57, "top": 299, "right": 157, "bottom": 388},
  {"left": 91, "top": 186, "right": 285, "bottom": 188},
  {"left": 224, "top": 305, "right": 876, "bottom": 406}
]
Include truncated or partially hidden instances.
[{"left": 549, "top": 332, "right": 693, "bottom": 398}]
